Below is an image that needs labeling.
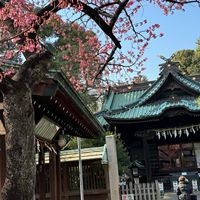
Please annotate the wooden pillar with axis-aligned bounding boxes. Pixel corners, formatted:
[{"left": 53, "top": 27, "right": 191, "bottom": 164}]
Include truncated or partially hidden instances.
[
  {"left": 194, "top": 143, "right": 200, "bottom": 168},
  {"left": 103, "top": 165, "right": 111, "bottom": 200},
  {"left": 38, "top": 149, "right": 46, "bottom": 200},
  {"left": 49, "top": 151, "right": 57, "bottom": 200},
  {"left": 49, "top": 150, "right": 61, "bottom": 200},
  {"left": 143, "top": 137, "right": 151, "bottom": 182},
  {"left": 0, "top": 135, "right": 6, "bottom": 191},
  {"left": 56, "top": 151, "right": 61, "bottom": 200},
  {"left": 63, "top": 163, "right": 70, "bottom": 200},
  {"left": 106, "top": 135, "right": 120, "bottom": 200}
]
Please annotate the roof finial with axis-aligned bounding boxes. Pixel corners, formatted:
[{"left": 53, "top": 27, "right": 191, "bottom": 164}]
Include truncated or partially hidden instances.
[{"left": 158, "top": 55, "right": 180, "bottom": 76}]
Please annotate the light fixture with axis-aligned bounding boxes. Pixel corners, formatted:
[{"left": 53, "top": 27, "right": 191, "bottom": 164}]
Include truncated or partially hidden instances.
[{"left": 58, "top": 134, "right": 67, "bottom": 148}]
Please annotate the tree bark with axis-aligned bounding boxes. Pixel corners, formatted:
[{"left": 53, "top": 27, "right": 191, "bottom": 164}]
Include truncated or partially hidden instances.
[{"left": 1, "top": 83, "right": 36, "bottom": 200}]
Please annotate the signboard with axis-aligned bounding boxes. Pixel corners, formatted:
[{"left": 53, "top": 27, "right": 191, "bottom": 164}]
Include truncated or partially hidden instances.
[
  {"left": 192, "top": 179, "right": 198, "bottom": 191},
  {"left": 158, "top": 182, "right": 164, "bottom": 197},
  {"left": 173, "top": 181, "right": 178, "bottom": 192},
  {"left": 122, "top": 194, "right": 134, "bottom": 200},
  {"left": 158, "top": 182, "right": 164, "bottom": 191}
]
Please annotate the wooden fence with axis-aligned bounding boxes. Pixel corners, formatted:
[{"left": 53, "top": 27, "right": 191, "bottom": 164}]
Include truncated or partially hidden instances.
[{"left": 120, "top": 180, "right": 161, "bottom": 200}]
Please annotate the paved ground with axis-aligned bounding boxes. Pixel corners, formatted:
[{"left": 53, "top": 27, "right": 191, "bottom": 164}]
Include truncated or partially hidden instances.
[{"left": 163, "top": 192, "right": 200, "bottom": 199}]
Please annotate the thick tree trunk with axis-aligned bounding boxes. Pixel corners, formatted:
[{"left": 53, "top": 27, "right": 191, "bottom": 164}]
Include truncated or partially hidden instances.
[{"left": 1, "top": 83, "right": 36, "bottom": 200}]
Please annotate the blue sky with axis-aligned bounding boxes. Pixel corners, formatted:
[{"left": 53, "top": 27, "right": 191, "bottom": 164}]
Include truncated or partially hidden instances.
[{"left": 138, "top": 4, "right": 200, "bottom": 80}]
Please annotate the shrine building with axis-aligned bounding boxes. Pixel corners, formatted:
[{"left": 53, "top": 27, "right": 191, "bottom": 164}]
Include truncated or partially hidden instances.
[
  {"left": 0, "top": 69, "right": 105, "bottom": 200},
  {"left": 97, "top": 59, "right": 200, "bottom": 191}
]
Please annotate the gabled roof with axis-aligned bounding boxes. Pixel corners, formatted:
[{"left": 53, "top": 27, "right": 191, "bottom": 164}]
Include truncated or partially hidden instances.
[
  {"left": 99, "top": 60, "right": 200, "bottom": 123},
  {"left": 33, "top": 69, "right": 105, "bottom": 140},
  {"left": 36, "top": 145, "right": 108, "bottom": 165},
  {"left": 0, "top": 64, "right": 104, "bottom": 141}
]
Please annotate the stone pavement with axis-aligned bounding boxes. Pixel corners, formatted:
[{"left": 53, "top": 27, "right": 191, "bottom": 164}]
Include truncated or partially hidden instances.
[{"left": 163, "top": 192, "right": 200, "bottom": 199}]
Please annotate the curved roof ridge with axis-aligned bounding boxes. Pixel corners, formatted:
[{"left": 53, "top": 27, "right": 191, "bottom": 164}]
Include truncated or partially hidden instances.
[
  {"left": 135, "top": 75, "right": 167, "bottom": 106},
  {"left": 105, "top": 97, "right": 200, "bottom": 121},
  {"left": 173, "top": 72, "right": 200, "bottom": 93},
  {"left": 132, "top": 71, "right": 200, "bottom": 107}
]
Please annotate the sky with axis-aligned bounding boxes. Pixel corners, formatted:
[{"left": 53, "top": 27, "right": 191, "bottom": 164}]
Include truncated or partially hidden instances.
[
  {"left": 138, "top": 3, "right": 200, "bottom": 81},
  {"left": 57, "top": 2, "right": 200, "bottom": 83}
]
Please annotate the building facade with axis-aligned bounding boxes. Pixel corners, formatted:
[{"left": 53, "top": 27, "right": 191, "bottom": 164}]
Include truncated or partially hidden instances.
[{"left": 98, "top": 59, "right": 200, "bottom": 191}]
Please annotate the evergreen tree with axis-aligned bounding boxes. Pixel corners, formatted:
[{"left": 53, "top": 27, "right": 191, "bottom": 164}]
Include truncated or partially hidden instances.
[{"left": 172, "top": 38, "right": 200, "bottom": 75}]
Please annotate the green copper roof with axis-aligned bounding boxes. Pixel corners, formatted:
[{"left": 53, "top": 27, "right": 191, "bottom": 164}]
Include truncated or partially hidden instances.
[
  {"left": 105, "top": 98, "right": 200, "bottom": 121},
  {"left": 98, "top": 62, "right": 200, "bottom": 124},
  {"left": 135, "top": 76, "right": 166, "bottom": 106},
  {"left": 102, "top": 90, "right": 145, "bottom": 111},
  {"left": 96, "top": 114, "right": 108, "bottom": 127},
  {"left": 174, "top": 73, "right": 200, "bottom": 93}
]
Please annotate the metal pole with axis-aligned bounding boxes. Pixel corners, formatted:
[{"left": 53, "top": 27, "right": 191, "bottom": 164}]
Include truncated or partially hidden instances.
[{"left": 77, "top": 137, "right": 84, "bottom": 200}]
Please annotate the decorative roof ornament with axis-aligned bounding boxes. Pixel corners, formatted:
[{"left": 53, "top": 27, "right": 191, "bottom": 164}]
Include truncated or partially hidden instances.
[{"left": 159, "top": 55, "right": 181, "bottom": 76}]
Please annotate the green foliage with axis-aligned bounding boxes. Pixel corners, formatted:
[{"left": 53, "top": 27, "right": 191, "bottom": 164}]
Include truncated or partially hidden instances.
[
  {"left": 68, "top": 132, "right": 109, "bottom": 149},
  {"left": 172, "top": 38, "right": 200, "bottom": 75},
  {"left": 40, "top": 22, "right": 101, "bottom": 110},
  {"left": 116, "top": 138, "right": 131, "bottom": 176},
  {"left": 68, "top": 132, "right": 131, "bottom": 176},
  {"left": 172, "top": 50, "right": 195, "bottom": 74}
]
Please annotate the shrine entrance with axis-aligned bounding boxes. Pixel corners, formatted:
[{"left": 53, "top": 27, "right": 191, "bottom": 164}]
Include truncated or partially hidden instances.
[{"left": 98, "top": 59, "right": 200, "bottom": 191}]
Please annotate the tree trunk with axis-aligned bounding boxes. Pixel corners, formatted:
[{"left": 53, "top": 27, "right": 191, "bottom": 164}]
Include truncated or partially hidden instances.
[{"left": 1, "top": 83, "right": 36, "bottom": 200}]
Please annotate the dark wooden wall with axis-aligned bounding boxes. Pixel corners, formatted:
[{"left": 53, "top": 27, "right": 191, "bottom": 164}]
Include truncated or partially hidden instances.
[{"left": 36, "top": 160, "right": 110, "bottom": 200}]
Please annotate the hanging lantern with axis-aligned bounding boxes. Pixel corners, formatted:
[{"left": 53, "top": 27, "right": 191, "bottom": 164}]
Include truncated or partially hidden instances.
[
  {"left": 37, "top": 140, "right": 40, "bottom": 152},
  {"left": 58, "top": 134, "right": 67, "bottom": 148}
]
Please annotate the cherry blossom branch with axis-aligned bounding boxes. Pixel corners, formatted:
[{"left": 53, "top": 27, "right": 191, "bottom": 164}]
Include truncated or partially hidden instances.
[
  {"left": 165, "top": 0, "right": 200, "bottom": 4},
  {"left": 110, "top": 0, "right": 129, "bottom": 28},
  {"left": 80, "top": 2, "right": 121, "bottom": 48},
  {"left": 97, "top": 2, "right": 119, "bottom": 9},
  {"left": 35, "top": 0, "right": 121, "bottom": 48},
  {"left": 0, "top": 26, "right": 33, "bottom": 44},
  {"left": 123, "top": 8, "right": 147, "bottom": 40},
  {"left": 94, "top": 45, "right": 117, "bottom": 80}
]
